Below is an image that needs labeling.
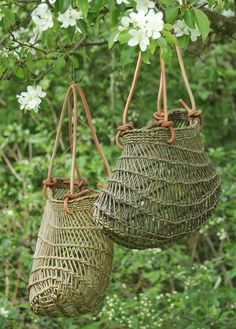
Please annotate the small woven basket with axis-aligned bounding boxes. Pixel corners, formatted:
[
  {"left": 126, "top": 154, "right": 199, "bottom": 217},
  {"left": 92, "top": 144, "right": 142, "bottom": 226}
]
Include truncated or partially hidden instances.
[
  {"left": 28, "top": 84, "right": 113, "bottom": 316},
  {"left": 94, "top": 47, "right": 221, "bottom": 249}
]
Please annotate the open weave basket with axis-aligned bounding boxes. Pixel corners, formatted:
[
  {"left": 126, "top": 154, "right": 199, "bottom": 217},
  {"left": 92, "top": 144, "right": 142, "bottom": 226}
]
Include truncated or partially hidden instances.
[
  {"left": 28, "top": 84, "right": 113, "bottom": 316},
  {"left": 94, "top": 47, "right": 221, "bottom": 249}
]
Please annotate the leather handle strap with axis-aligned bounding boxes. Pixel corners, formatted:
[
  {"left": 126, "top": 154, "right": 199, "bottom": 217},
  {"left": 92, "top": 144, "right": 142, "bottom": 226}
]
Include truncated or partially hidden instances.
[
  {"left": 44, "top": 83, "right": 111, "bottom": 196},
  {"left": 116, "top": 44, "right": 202, "bottom": 148}
]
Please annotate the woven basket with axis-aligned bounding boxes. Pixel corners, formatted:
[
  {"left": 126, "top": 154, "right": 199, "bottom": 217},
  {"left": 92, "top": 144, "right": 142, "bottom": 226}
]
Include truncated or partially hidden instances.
[
  {"left": 94, "top": 47, "right": 221, "bottom": 249},
  {"left": 28, "top": 84, "right": 113, "bottom": 317}
]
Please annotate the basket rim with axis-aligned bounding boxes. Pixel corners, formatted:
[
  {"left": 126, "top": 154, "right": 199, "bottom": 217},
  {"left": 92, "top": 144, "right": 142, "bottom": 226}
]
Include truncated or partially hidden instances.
[
  {"left": 45, "top": 177, "right": 99, "bottom": 205},
  {"left": 121, "top": 108, "right": 200, "bottom": 138}
]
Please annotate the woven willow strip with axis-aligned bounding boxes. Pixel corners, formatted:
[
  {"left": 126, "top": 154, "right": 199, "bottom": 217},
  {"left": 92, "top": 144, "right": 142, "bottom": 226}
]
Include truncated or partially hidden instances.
[
  {"left": 28, "top": 180, "right": 113, "bottom": 317},
  {"left": 94, "top": 109, "right": 221, "bottom": 249}
]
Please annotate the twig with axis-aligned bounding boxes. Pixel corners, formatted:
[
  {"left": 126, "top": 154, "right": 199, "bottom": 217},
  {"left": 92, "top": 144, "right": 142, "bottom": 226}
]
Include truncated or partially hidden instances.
[
  {"left": 12, "top": 263, "right": 23, "bottom": 303},
  {"left": 205, "top": 235, "right": 233, "bottom": 288},
  {"left": 2, "top": 152, "right": 23, "bottom": 182}
]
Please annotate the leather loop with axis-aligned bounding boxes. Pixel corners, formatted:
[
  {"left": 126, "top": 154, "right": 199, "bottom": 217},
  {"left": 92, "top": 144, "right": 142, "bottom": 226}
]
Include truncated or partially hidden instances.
[
  {"left": 154, "top": 115, "right": 176, "bottom": 144},
  {"left": 116, "top": 122, "right": 134, "bottom": 149},
  {"left": 43, "top": 177, "right": 57, "bottom": 187},
  {"left": 64, "top": 188, "right": 90, "bottom": 214}
]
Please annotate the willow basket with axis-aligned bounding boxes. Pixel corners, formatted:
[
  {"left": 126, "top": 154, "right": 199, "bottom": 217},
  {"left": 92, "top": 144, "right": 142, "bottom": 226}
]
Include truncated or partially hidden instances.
[
  {"left": 94, "top": 109, "right": 221, "bottom": 249},
  {"left": 28, "top": 179, "right": 113, "bottom": 317},
  {"left": 28, "top": 83, "right": 113, "bottom": 317}
]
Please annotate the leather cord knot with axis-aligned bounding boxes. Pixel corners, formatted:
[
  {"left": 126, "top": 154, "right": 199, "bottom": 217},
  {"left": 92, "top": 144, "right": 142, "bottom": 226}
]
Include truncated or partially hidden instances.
[
  {"left": 43, "top": 177, "right": 57, "bottom": 187},
  {"left": 153, "top": 111, "right": 164, "bottom": 122},
  {"left": 63, "top": 177, "right": 89, "bottom": 214},
  {"left": 153, "top": 113, "right": 176, "bottom": 144},
  {"left": 188, "top": 109, "right": 202, "bottom": 118},
  {"left": 42, "top": 177, "right": 57, "bottom": 197},
  {"left": 117, "top": 122, "right": 134, "bottom": 132},
  {"left": 116, "top": 122, "right": 134, "bottom": 150},
  {"left": 179, "top": 99, "right": 204, "bottom": 127}
]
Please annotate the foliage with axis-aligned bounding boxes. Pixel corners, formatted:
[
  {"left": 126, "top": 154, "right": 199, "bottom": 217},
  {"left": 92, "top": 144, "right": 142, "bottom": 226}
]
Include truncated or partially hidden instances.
[{"left": 0, "top": 0, "right": 236, "bottom": 329}]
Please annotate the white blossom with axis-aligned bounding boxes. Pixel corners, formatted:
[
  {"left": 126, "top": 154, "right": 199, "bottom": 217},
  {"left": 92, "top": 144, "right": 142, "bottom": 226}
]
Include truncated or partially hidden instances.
[
  {"left": 118, "top": 16, "right": 131, "bottom": 31},
  {"left": 173, "top": 19, "right": 201, "bottom": 42},
  {"left": 0, "top": 307, "right": 9, "bottom": 318},
  {"left": 116, "top": 0, "right": 129, "bottom": 4},
  {"left": 129, "top": 10, "right": 147, "bottom": 30},
  {"left": 49, "top": 0, "right": 56, "bottom": 3},
  {"left": 128, "top": 29, "right": 150, "bottom": 52},
  {"left": 136, "top": 0, "right": 155, "bottom": 13},
  {"left": 173, "top": 19, "right": 189, "bottom": 37},
  {"left": 177, "top": 0, "right": 183, "bottom": 5},
  {"left": 31, "top": 4, "right": 53, "bottom": 33},
  {"left": 146, "top": 10, "right": 164, "bottom": 39},
  {"left": 189, "top": 27, "right": 201, "bottom": 41},
  {"left": 17, "top": 85, "right": 46, "bottom": 113},
  {"left": 222, "top": 9, "right": 235, "bottom": 17},
  {"left": 58, "top": 6, "right": 82, "bottom": 28}
]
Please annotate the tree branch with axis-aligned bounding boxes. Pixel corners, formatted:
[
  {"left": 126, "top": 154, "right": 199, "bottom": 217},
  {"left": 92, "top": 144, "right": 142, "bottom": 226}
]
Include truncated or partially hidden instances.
[{"left": 203, "top": 9, "right": 236, "bottom": 39}]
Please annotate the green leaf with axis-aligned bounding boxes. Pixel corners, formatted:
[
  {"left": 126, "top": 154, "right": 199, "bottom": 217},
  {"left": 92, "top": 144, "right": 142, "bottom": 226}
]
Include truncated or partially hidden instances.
[
  {"left": 119, "top": 30, "right": 130, "bottom": 44},
  {"left": 108, "top": 31, "right": 118, "bottom": 49},
  {"left": 183, "top": 9, "right": 195, "bottom": 29},
  {"left": 194, "top": 9, "right": 210, "bottom": 41},
  {"left": 149, "top": 39, "right": 158, "bottom": 55},
  {"left": 120, "top": 46, "right": 136, "bottom": 66},
  {"left": 15, "top": 67, "right": 26, "bottom": 80},
  {"left": 142, "top": 50, "right": 152, "bottom": 64},
  {"left": 177, "top": 34, "right": 190, "bottom": 49},
  {"left": 157, "top": 37, "right": 168, "bottom": 49},
  {"left": 77, "top": 20, "right": 87, "bottom": 34},
  {"left": 164, "top": 23, "right": 173, "bottom": 31},
  {"left": 68, "top": 55, "right": 80, "bottom": 68},
  {"left": 208, "top": 0, "right": 215, "bottom": 8},
  {"left": 162, "top": 45, "right": 172, "bottom": 63},
  {"left": 163, "top": 30, "right": 176, "bottom": 45},
  {"left": 160, "top": 0, "right": 176, "bottom": 5},
  {"left": 76, "top": 0, "right": 89, "bottom": 18},
  {"left": 165, "top": 7, "right": 179, "bottom": 23},
  {"left": 53, "top": 57, "right": 66, "bottom": 75},
  {"left": 2, "top": 8, "right": 15, "bottom": 29},
  {"left": 55, "top": 0, "right": 71, "bottom": 11}
]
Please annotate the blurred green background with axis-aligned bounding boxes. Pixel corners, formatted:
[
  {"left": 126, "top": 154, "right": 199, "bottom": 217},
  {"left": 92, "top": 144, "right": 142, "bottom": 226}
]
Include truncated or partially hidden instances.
[{"left": 0, "top": 38, "right": 236, "bottom": 328}]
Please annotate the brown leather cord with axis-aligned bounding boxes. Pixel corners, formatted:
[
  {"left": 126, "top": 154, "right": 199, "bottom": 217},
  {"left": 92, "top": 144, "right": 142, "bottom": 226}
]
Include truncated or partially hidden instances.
[
  {"left": 116, "top": 52, "right": 142, "bottom": 149},
  {"left": 175, "top": 44, "right": 203, "bottom": 126},
  {"left": 43, "top": 87, "right": 72, "bottom": 194},
  {"left": 74, "top": 84, "right": 112, "bottom": 178},
  {"left": 117, "top": 45, "right": 203, "bottom": 148},
  {"left": 154, "top": 54, "right": 175, "bottom": 144},
  {"left": 68, "top": 93, "right": 81, "bottom": 179},
  {"left": 44, "top": 83, "right": 111, "bottom": 213}
]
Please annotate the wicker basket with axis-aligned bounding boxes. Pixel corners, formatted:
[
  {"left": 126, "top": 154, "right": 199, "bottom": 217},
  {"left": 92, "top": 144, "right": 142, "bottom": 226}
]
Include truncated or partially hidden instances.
[
  {"left": 28, "top": 84, "right": 113, "bottom": 316},
  {"left": 94, "top": 47, "right": 221, "bottom": 249}
]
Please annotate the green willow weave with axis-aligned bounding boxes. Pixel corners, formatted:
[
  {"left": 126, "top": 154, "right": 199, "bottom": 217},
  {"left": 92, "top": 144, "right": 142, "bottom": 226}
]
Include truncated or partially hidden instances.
[
  {"left": 28, "top": 179, "right": 114, "bottom": 317},
  {"left": 94, "top": 109, "right": 221, "bottom": 249}
]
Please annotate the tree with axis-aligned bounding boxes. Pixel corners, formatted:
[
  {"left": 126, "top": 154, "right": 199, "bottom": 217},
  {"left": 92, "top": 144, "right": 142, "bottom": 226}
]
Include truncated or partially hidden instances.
[{"left": 0, "top": 0, "right": 235, "bottom": 112}]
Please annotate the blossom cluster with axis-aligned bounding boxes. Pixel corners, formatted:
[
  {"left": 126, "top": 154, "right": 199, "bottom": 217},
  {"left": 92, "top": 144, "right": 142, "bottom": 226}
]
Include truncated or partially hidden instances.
[
  {"left": 173, "top": 19, "right": 201, "bottom": 42},
  {"left": 117, "top": 0, "right": 164, "bottom": 52},
  {"left": 31, "top": 2, "right": 83, "bottom": 35},
  {"left": 17, "top": 86, "right": 46, "bottom": 113}
]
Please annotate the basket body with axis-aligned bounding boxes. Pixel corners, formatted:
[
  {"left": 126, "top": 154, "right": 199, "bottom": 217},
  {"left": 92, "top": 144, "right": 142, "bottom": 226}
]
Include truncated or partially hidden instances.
[
  {"left": 94, "top": 109, "right": 221, "bottom": 249},
  {"left": 28, "top": 180, "right": 113, "bottom": 317}
]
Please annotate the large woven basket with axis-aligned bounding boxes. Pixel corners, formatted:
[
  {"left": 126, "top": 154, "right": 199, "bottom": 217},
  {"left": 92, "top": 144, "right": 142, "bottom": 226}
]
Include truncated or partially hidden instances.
[
  {"left": 94, "top": 47, "right": 221, "bottom": 249},
  {"left": 28, "top": 84, "right": 113, "bottom": 316}
]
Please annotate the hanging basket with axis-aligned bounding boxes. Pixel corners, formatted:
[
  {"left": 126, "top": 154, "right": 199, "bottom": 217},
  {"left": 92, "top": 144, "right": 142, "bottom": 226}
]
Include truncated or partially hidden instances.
[
  {"left": 94, "top": 47, "right": 221, "bottom": 250},
  {"left": 28, "top": 84, "right": 113, "bottom": 317}
]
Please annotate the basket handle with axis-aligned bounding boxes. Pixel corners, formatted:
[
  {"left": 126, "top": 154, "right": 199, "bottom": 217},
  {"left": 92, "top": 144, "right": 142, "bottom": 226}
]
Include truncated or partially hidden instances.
[
  {"left": 44, "top": 83, "right": 111, "bottom": 205},
  {"left": 156, "top": 44, "right": 202, "bottom": 127},
  {"left": 116, "top": 44, "right": 202, "bottom": 149}
]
